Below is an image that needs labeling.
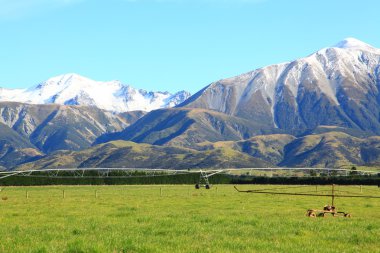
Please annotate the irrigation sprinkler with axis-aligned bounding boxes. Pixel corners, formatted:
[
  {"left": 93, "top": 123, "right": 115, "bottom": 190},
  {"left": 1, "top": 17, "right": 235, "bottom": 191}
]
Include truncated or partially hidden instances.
[{"left": 234, "top": 184, "right": 380, "bottom": 218}]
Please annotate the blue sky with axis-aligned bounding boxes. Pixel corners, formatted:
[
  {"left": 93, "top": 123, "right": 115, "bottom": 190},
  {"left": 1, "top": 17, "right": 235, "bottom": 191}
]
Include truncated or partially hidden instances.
[{"left": 0, "top": 0, "right": 379, "bottom": 93}]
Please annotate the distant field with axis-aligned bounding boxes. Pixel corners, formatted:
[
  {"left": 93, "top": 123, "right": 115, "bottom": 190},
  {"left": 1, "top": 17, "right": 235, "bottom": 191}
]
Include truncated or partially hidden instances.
[
  {"left": 354, "top": 166, "right": 380, "bottom": 172},
  {"left": 0, "top": 185, "right": 379, "bottom": 252}
]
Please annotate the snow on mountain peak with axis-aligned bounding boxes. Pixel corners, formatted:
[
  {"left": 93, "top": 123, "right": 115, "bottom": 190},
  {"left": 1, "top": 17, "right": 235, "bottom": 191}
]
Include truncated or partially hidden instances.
[
  {"left": 183, "top": 38, "right": 380, "bottom": 129},
  {"left": 334, "top": 37, "right": 378, "bottom": 52},
  {"left": 0, "top": 74, "right": 191, "bottom": 112},
  {"left": 57, "top": 73, "right": 91, "bottom": 83}
]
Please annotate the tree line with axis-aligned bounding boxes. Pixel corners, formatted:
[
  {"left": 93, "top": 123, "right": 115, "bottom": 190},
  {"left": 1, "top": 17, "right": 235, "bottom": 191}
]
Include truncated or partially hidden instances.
[{"left": 0, "top": 172, "right": 378, "bottom": 186}]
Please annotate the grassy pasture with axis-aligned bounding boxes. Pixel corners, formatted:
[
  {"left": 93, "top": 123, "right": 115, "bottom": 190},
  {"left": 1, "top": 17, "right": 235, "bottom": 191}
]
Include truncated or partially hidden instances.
[{"left": 0, "top": 185, "right": 379, "bottom": 253}]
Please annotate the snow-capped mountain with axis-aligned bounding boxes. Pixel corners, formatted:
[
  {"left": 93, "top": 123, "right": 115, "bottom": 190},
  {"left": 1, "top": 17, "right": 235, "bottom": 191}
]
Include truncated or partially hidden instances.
[
  {"left": 0, "top": 74, "right": 191, "bottom": 112},
  {"left": 181, "top": 38, "right": 380, "bottom": 134}
]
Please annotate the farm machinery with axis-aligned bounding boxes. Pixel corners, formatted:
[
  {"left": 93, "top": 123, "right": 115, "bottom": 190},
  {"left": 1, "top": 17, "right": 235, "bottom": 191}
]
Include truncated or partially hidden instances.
[
  {"left": 234, "top": 184, "right": 380, "bottom": 218},
  {"left": 306, "top": 184, "right": 351, "bottom": 218},
  {"left": 194, "top": 169, "right": 224, "bottom": 189},
  {"left": 306, "top": 205, "right": 351, "bottom": 218}
]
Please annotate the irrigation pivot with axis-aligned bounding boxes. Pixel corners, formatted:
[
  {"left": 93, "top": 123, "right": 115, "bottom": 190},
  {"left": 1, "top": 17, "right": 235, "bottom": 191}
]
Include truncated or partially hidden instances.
[
  {"left": 0, "top": 168, "right": 226, "bottom": 190},
  {"left": 194, "top": 169, "right": 225, "bottom": 189},
  {"left": 1, "top": 167, "right": 378, "bottom": 181},
  {"left": 234, "top": 184, "right": 380, "bottom": 218}
]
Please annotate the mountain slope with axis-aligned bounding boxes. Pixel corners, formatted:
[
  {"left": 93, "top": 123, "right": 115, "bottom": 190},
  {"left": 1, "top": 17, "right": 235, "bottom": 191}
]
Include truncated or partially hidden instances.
[
  {"left": 195, "top": 134, "right": 296, "bottom": 165},
  {"left": 16, "top": 141, "right": 271, "bottom": 170},
  {"left": 280, "top": 132, "right": 365, "bottom": 167},
  {"left": 232, "top": 134, "right": 296, "bottom": 165},
  {"left": 180, "top": 38, "right": 380, "bottom": 135},
  {"left": 0, "top": 102, "right": 137, "bottom": 153},
  {"left": 195, "top": 132, "right": 380, "bottom": 168},
  {"left": 0, "top": 74, "right": 191, "bottom": 112},
  {"left": 0, "top": 123, "right": 42, "bottom": 169},
  {"left": 97, "top": 108, "right": 283, "bottom": 148}
]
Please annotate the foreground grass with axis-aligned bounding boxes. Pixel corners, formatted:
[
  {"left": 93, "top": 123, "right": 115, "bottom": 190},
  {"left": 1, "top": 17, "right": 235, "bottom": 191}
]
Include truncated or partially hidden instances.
[{"left": 0, "top": 185, "right": 379, "bottom": 253}]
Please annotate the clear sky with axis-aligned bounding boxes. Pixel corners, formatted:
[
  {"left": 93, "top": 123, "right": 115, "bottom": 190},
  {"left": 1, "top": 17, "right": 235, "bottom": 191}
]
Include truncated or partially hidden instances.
[{"left": 1, "top": 0, "right": 379, "bottom": 93}]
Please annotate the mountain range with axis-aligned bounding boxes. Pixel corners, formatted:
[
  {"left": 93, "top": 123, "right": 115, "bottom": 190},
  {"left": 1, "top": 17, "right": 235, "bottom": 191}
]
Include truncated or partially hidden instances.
[
  {"left": 0, "top": 73, "right": 191, "bottom": 112},
  {"left": 1, "top": 38, "right": 380, "bottom": 170}
]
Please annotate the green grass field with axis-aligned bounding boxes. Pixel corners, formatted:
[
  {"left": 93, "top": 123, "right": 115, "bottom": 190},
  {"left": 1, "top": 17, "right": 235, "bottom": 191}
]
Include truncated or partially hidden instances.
[{"left": 0, "top": 185, "right": 379, "bottom": 253}]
